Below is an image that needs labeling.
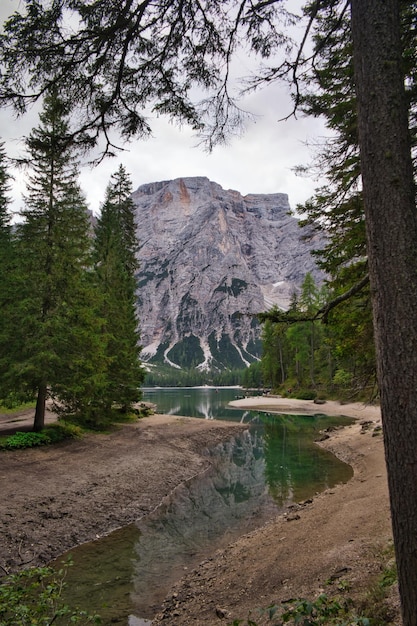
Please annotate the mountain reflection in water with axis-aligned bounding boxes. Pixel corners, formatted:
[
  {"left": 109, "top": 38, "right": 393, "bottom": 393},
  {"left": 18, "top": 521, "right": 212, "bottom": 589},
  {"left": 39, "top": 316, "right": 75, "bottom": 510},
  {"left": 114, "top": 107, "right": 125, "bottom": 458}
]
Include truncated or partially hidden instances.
[{"left": 56, "top": 389, "right": 353, "bottom": 624}]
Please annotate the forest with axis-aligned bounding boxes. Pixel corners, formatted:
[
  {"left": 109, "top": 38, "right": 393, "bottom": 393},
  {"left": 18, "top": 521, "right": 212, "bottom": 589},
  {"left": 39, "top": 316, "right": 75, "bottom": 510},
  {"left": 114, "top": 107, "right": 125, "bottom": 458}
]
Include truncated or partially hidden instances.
[{"left": 0, "top": 92, "right": 144, "bottom": 432}]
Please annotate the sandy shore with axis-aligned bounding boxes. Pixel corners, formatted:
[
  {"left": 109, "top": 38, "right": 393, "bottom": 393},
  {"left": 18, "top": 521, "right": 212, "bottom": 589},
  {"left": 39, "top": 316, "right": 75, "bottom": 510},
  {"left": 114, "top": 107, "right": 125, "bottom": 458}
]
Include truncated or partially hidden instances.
[
  {"left": 229, "top": 395, "right": 382, "bottom": 421},
  {"left": 153, "top": 397, "right": 400, "bottom": 625}
]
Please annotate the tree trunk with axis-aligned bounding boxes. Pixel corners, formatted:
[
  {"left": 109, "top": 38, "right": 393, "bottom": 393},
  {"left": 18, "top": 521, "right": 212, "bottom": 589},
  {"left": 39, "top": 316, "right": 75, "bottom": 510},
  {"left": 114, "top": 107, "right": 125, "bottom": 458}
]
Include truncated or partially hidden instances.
[
  {"left": 33, "top": 383, "right": 47, "bottom": 432},
  {"left": 278, "top": 339, "right": 286, "bottom": 385},
  {"left": 351, "top": 1, "right": 417, "bottom": 623}
]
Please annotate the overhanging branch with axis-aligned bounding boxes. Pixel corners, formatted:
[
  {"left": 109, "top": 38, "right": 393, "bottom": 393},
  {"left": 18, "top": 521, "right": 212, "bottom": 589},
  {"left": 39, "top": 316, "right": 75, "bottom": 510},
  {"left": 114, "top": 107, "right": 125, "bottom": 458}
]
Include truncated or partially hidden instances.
[{"left": 257, "top": 273, "right": 370, "bottom": 325}]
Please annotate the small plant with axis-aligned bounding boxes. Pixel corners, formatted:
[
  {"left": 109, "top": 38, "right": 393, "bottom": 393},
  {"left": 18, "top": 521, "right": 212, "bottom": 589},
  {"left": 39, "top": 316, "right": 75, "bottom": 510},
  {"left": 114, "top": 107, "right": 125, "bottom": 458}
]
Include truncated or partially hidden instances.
[
  {"left": 279, "top": 595, "right": 369, "bottom": 625},
  {"left": 0, "top": 421, "right": 83, "bottom": 450},
  {"left": 0, "top": 562, "right": 101, "bottom": 625},
  {"left": 0, "top": 431, "right": 51, "bottom": 450},
  {"left": 45, "top": 421, "right": 83, "bottom": 442},
  {"left": 379, "top": 560, "right": 397, "bottom": 589},
  {"left": 360, "top": 543, "right": 398, "bottom": 623},
  {"left": 229, "top": 595, "right": 370, "bottom": 626}
]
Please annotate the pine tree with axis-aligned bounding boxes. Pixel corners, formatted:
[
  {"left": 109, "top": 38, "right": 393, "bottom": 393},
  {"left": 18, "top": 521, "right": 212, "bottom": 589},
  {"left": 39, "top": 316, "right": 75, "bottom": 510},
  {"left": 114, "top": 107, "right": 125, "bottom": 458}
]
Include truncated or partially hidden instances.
[
  {"left": 11, "top": 92, "right": 108, "bottom": 430},
  {"left": 261, "top": 314, "right": 288, "bottom": 390},
  {"left": 293, "top": 1, "right": 417, "bottom": 396},
  {"left": 0, "top": 141, "right": 18, "bottom": 405},
  {"left": 94, "top": 165, "right": 144, "bottom": 413}
]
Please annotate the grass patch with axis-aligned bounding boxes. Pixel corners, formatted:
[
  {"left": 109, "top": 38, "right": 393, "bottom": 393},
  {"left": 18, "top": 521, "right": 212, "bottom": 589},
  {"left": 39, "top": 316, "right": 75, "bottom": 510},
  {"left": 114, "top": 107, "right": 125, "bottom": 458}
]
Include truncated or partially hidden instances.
[
  {"left": 0, "top": 401, "right": 35, "bottom": 414},
  {"left": 230, "top": 542, "right": 399, "bottom": 626},
  {"left": 358, "top": 542, "right": 398, "bottom": 624}
]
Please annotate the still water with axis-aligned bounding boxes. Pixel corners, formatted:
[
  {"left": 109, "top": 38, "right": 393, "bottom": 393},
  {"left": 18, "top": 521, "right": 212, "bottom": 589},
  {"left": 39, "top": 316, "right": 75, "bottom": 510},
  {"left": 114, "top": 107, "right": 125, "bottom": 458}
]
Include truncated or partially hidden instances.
[
  {"left": 142, "top": 386, "right": 254, "bottom": 421},
  {"left": 57, "top": 387, "right": 353, "bottom": 624}
]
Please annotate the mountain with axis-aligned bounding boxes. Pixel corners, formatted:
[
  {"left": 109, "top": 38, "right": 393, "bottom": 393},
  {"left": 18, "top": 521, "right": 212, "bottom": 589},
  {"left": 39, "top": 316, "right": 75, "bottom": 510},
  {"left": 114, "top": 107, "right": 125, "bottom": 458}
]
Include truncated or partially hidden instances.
[{"left": 132, "top": 176, "right": 323, "bottom": 372}]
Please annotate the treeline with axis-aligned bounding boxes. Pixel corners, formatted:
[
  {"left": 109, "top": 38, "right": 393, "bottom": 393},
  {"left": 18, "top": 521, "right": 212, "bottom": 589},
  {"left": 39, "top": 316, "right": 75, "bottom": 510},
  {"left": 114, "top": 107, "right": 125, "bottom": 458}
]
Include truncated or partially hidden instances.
[
  {"left": 0, "top": 93, "right": 144, "bottom": 431},
  {"left": 243, "top": 272, "right": 376, "bottom": 401},
  {"left": 144, "top": 268, "right": 376, "bottom": 399},
  {"left": 144, "top": 366, "right": 245, "bottom": 388}
]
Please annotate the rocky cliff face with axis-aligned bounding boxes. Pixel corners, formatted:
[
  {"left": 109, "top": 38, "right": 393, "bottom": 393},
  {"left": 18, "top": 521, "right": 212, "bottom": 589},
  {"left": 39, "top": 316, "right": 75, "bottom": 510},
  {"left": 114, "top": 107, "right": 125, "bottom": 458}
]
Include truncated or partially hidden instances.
[{"left": 133, "top": 176, "right": 323, "bottom": 371}]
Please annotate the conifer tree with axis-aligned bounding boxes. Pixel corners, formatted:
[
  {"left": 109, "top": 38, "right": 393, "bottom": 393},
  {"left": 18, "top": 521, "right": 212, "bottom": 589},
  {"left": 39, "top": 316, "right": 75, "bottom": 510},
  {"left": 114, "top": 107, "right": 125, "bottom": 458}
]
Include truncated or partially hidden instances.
[
  {"left": 94, "top": 165, "right": 144, "bottom": 413},
  {"left": 0, "top": 141, "right": 17, "bottom": 404},
  {"left": 11, "top": 92, "right": 107, "bottom": 430}
]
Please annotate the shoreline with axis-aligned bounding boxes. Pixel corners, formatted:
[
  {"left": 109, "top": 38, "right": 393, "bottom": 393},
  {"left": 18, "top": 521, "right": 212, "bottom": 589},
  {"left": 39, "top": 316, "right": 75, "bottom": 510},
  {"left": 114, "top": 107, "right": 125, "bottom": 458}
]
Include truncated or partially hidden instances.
[
  {"left": 0, "top": 414, "right": 246, "bottom": 574},
  {"left": 152, "top": 397, "right": 399, "bottom": 625},
  {"left": 229, "top": 395, "right": 382, "bottom": 421}
]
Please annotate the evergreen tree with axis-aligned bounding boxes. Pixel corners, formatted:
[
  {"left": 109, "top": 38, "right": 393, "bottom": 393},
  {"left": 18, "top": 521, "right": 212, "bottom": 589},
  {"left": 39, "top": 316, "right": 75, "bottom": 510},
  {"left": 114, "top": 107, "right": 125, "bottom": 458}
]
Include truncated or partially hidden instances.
[
  {"left": 261, "top": 314, "right": 288, "bottom": 390},
  {"left": 94, "top": 165, "right": 144, "bottom": 413},
  {"left": 10, "top": 92, "right": 107, "bottom": 430},
  {"left": 292, "top": 1, "right": 416, "bottom": 395},
  {"left": 0, "top": 141, "right": 18, "bottom": 404},
  {"left": 0, "top": 141, "right": 11, "bottom": 239}
]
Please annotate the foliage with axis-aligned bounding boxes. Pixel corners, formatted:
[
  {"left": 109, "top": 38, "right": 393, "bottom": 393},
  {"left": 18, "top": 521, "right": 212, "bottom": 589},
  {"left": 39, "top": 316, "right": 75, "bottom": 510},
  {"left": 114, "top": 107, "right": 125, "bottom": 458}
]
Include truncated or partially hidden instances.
[
  {"left": 259, "top": 274, "right": 339, "bottom": 397},
  {"left": 144, "top": 366, "right": 245, "bottom": 388},
  {"left": 0, "top": 422, "right": 83, "bottom": 450},
  {"left": 242, "top": 361, "right": 264, "bottom": 389},
  {"left": 291, "top": 389, "right": 317, "bottom": 401},
  {"left": 278, "top": 595, "right": 369, "bottom": 625},
  {"left": 0, "top": 0, "right": 296, "bottom": 156},
  {"left": 359, "top": 543, "right": 398, "bottom": 624},
  {"left": 0, "top": 431, "right": 51, "bottom": 450},
  {"left": 93, "top": 165, "right": 144, "bottom": 414},
  {"left": 229, "top": 594, "right": 369, "bottom": 626},
  {"left": 0, "top": 399, "right": 35, "bottom": 413},
  {"left": 4, "top": 91, "right": 108, "bottom": 431},
  {"left": 43, "top": 421, "right": 83, "bottom": 442},
  {"left": 0, "top": 142, "right": 16, "bottom": 404},
  {"left": 0, "top": 563, "right": 100, "bottom": 625}
]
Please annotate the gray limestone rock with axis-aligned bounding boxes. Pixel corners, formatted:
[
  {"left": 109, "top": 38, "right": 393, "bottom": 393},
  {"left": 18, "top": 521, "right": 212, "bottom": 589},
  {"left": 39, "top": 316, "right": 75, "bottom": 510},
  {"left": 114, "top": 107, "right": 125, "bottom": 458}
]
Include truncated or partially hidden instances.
[{"left": 133, "top": 177, "right": 323, "bottom": 371}]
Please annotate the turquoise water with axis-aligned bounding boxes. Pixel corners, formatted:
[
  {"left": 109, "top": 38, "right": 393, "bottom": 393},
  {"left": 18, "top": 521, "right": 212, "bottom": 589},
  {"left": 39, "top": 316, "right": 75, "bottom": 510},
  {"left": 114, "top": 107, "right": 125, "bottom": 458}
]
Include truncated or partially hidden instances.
[
  {"left": 57, "top": 387, "right": 353, "bottom": 624},
  {"left": 142, "top": 385, "right": 257, "bottom": 421}
]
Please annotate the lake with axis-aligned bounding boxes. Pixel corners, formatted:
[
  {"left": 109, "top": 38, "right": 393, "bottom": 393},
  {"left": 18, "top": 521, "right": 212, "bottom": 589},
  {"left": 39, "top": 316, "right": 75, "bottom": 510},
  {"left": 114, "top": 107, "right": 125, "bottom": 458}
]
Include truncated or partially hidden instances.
[{"left": 57, "top": 387, "right": 353, "bottom": 624}]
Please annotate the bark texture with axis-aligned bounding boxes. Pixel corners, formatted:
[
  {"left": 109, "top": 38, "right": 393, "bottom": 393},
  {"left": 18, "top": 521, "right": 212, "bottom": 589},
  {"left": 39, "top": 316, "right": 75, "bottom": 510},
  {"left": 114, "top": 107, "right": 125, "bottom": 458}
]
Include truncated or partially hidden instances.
[
  {"left": 351, "top": 1, "right": 417, "bottom": 623},
  {"left": 33, "top": 383, "right": 47, "bottom": 432}
]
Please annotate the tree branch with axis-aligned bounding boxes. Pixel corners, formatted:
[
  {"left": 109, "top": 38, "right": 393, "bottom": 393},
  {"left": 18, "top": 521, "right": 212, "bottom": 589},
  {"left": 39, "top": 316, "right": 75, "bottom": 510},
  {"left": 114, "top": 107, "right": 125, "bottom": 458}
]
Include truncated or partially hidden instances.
[{"left": 257, "top": 273, "right": 370, "bottom": 325}]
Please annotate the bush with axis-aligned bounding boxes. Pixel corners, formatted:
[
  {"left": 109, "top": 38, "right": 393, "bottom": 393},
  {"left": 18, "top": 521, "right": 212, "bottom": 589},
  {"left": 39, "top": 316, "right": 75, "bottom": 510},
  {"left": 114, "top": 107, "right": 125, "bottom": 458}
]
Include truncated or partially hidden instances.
[
  {"left": 230, "top": 594, "right": 370, "bottom": 625},
  {"left": 293, "top": 390, "right": 317, "bottom": 401},
  {"left": 0, "top": 431, "right": 51, "bottom": 450},
  {"left": 0, "top": 422, "right": 83, "bottom": 450},
  {"left": 0, "top": 563, "right": 100, "bottom": 625},
  {"left": 0, "top": 393, "right": 35, "bottom": 411},
  {"left": 45, "top": 421, "right": 83, "bottom": 442}
]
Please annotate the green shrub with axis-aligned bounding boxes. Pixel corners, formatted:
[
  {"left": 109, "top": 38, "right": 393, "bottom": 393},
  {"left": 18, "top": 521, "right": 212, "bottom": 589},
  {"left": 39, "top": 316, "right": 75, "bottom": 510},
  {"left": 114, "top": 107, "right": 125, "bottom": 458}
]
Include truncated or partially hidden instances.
[
  {"left": 0, "top": 563, "right": 100, "bottom": 625},
  {"left": 0, "top": 399, "right": 35, "bottom": 413},
  {"left": 230, "top": 594, "right": 370, "bottom": 626},
  {"left": 45, "top": 421, "right": 83, "bottom": 442},
  {"left": 279, "top": 595, "right": 369, "bottom": 625},
  {"left": 0, "top": 431, "right": 51, "bottom": 450},
  {"left": 0, "top": 422, "right": 83, "bottom": 450},
  {"left": 293, "top": 389, "right": 317, "bottom": 401}
]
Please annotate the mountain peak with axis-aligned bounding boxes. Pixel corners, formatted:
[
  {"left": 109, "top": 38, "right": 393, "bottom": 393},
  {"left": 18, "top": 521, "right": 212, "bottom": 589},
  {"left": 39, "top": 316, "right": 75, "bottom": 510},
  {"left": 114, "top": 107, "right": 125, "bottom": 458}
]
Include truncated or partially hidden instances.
[{"left": 133, "top": 177, "right": 322, "bottom": 371}]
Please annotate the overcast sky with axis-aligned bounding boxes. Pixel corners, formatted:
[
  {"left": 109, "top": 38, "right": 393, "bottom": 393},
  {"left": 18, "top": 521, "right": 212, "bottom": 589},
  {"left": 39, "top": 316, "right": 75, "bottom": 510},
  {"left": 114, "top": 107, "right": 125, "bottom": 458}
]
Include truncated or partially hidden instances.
[{"left": 0, "top": 0, "right": 329, "bottom": 217}]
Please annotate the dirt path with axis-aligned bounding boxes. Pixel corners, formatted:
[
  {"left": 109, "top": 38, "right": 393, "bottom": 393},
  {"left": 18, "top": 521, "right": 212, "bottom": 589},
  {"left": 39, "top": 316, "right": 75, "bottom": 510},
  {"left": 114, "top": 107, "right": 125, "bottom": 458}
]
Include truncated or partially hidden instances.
[{"left": 0, "top": 399, "right": 400, "bottom": 625}]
